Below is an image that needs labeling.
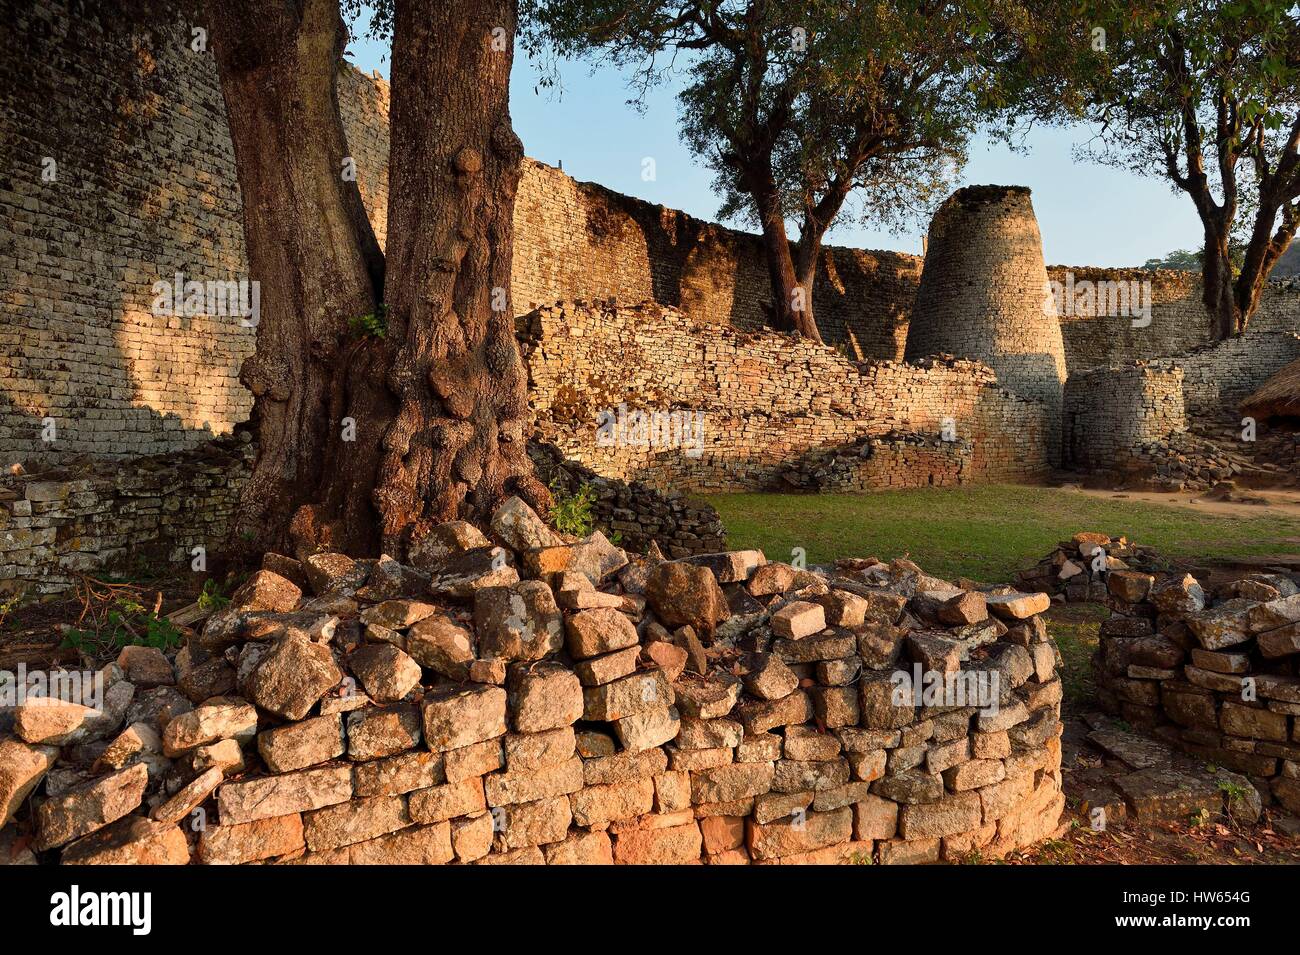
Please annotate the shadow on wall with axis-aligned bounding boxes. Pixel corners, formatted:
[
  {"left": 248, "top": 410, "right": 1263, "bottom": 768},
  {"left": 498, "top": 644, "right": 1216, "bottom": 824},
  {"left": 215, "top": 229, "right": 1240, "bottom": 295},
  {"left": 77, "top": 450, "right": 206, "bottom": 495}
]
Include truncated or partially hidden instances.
[
  {"left": 0, "top": 1, "right": 255, "bottom": 467},
  {"left": 513, "top": 160, "right": 921, "bottom": 360}
]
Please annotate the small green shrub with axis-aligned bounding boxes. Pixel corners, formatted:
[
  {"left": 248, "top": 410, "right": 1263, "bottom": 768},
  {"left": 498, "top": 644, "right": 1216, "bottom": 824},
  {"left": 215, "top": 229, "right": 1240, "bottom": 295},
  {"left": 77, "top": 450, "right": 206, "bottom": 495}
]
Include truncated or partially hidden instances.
[
  {"left": 550, "top": 480, "right": 596, "bottom": 537},
  {"left": 197, "top": 578, "right": 230, "bottom": 613},
  {"left": 0, "top": 590, "right": 25, "bottom": 631},
  {"left": 60, "top": 591, "right": 184, "bottom": 659},
  {"left": 349, "top": 303, "right": 388, "bottom": 339}
]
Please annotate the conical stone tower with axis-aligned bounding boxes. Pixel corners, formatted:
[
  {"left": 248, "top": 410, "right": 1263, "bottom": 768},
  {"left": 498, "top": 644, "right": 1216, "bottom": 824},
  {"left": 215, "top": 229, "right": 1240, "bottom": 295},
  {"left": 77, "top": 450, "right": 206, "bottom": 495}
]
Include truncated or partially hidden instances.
[{"left": 906, "top": 185, "right": 1068, "bottom": 462}]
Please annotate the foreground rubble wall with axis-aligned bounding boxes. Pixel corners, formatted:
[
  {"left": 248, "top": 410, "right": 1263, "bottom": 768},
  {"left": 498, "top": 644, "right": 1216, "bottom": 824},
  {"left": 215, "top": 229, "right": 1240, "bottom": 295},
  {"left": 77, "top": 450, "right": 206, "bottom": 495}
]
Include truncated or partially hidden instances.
[
  {"left": 1, "top": 501, "right": 1065, "bottom": 865},
  {"left": 1030, "top": 535, "right": 1300, "bottom": 815}
]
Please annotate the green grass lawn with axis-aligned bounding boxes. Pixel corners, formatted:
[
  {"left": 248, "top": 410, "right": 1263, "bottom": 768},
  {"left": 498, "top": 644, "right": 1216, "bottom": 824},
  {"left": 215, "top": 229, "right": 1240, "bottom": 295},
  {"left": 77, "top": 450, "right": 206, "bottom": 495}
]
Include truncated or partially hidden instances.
[{"left": 706, "top": 485, "right": 1300, "bottom": 583}]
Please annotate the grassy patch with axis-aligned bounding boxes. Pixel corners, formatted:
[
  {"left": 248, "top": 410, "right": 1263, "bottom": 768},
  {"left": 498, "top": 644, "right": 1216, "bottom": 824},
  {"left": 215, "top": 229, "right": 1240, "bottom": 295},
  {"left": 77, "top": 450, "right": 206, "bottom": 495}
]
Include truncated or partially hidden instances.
[
  {"left": 706, "top": 485, "right": 1300, "bottom": 582},
  {"left": 1045, "top": 603, "right": 1108, "bottom": 713}
]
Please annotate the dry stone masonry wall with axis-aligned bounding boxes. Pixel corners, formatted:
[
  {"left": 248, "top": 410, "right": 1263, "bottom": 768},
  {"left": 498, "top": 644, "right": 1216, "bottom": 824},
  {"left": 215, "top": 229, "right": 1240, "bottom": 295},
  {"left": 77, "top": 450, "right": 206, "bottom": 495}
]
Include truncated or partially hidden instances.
[
  {"left": 0, "top": 438, "right": 724, "bottom": 597},
  {"left": 6, "top": 0, "right": 1300, "bottom": 472},
  {"left": 1063, "top": 363, "right": 1186, "bottom": 473},
  {"left": 0, "top": 437, "right": 252, "bottom": 596},
  {"left": 520, "top": 301, "right": 1052, "bottom": 493},
  {"left": 907, "top": 187, "right": 1069, "bottom": 464},
  {"left": 513, "top": 160, "right": 922, "bottom": 360},
  {"left": 1088, "top": 544, "right": 1300, "bottom": 817},
  {"left": 1050, "top": 267, "right": 1300, "bottom": 371},
  {"left": 0, "top": 497, "right": 1065, "bottom": 865},
  {"left": 0, "top": 1, "right": 389, "bottom": 467},
  {"left": 1175, "top": 331, "right": 1300, "bottom": 417}
]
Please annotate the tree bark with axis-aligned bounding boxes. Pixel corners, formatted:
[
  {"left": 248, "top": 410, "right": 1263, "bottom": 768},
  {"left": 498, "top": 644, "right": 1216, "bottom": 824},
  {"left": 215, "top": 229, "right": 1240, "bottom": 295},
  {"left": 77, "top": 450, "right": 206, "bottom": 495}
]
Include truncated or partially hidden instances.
[
  {"left": 1234, "top": 200, "right": 1299, "bottom": 334},
  {"left": 749, "top": 171, "right": 821, "bottom": 342},
  {"left": 209, "top": 0, "right": 386, "bottom": 559},
  {"left": 373, "top": 0, "right": 549, "bottom": 556},
  {"left": 1200, "top": 219, "right": 1239, "bottom": 340}
]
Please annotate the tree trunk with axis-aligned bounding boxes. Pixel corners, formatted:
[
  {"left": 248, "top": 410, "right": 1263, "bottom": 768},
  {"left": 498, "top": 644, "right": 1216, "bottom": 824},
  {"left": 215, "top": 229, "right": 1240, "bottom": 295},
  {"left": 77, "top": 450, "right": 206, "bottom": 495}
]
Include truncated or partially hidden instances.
[
  {"left": 792, "top": 238, "right": 822, "bottom": 343},
  {"left": 209, "top": 0, "right": 386, "bottom": 560},
  {"left": 372, "top": 0, "right": 549, "bottom": 556},
  {"left": 750, "top": 175, "right": 821, "bottom": 342},
  {"left": 1234, "top": 201, "right": 1299, "bottom": 334},
  {"left": 1200, "top": 220, "right": 1239, "bottom": 340}
]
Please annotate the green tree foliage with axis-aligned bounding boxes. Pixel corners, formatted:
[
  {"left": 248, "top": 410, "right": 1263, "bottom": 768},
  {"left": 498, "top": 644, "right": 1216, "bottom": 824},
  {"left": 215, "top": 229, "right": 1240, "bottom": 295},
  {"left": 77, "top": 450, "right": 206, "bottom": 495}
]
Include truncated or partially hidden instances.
[
  {"left": 1069, "top": 0, "right": 1300, "bottom": 337},
  {"left": 520, "top": 0, "right": 1054, "bottom": 341}
]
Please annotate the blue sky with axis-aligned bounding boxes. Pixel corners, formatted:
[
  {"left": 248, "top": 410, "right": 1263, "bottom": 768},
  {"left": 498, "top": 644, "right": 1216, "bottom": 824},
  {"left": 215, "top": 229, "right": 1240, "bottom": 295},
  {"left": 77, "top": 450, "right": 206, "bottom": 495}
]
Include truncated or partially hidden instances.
[{"left": 344, "top": 24, "right": 1201, "bottom": 268}]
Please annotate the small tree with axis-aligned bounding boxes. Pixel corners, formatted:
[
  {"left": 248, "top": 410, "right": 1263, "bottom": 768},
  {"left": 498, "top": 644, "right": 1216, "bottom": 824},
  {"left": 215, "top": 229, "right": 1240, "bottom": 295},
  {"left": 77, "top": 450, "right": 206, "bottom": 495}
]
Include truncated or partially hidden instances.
[
  {"left": 523, "top": 0, "right": 1037, "bottom": 341},
  {"left": 1075, "top": 1, "right": 1300, "bottom": 338}
]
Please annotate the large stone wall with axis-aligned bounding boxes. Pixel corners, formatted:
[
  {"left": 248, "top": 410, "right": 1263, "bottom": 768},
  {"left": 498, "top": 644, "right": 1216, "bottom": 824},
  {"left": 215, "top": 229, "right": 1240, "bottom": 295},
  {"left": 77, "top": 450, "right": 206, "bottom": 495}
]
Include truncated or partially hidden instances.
[
  {"left": 1049, "top": 268, "right": 1300, "bottom": 370},
  {"left": 1176, "top": 331, "right": 1300, "bottom": 417},
  {"left": 4, "top": 0, "right": 1299, "bottom": 473},
  {"left": 0, "top": 1, "right": 388, "bottom": 467},
  {"left": 520, "top": 301, "right": 1052, "bottom": 493},
  {"left": 513, "top": 160, "right": 921, "bottom": 360}
]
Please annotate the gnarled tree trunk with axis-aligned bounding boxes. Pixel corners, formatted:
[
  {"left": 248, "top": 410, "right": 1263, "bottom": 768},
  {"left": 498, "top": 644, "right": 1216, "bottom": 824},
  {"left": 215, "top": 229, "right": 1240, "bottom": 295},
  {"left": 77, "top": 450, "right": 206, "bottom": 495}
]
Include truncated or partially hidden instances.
[
  {"left": 372, "top": 0, "right": 549, "bottom": 556},
  {"left": 209, "top": 0, "right": 386, "bottom": 560}
]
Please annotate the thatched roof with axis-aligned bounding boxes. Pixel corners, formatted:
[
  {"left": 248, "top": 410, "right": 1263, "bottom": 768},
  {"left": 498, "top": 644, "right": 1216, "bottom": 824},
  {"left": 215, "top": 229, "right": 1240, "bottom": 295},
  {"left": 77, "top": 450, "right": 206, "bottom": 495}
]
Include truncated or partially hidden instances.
[{"left": 1241, "top": 356, "right": 1300, "bottom": 418}]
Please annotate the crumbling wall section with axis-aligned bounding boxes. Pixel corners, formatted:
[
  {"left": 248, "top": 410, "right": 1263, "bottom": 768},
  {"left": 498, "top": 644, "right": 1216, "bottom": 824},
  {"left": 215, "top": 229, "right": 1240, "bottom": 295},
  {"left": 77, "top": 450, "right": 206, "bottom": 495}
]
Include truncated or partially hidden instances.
[
  {"left": 0, "top": 518, "right": 1065, "bottom": 865},
  {"left": 1091, "top": 560, "right": 1300, "bottom": 815},
  {"left": 520, "top": 301, "right": 1052, "bottom": 493}
]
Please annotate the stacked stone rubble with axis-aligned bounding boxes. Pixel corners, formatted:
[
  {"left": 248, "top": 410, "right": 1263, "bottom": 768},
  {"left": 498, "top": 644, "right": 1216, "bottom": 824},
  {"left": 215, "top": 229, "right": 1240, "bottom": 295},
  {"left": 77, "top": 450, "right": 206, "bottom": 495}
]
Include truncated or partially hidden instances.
[
  {"left": 1090, "top": 554, "right": 1300, "bottom": 815},
  {"left": 1018, "top": 533, "right": 1169, "bottom": 603},
  {"left": 1, "top": 499, "right": 1064, "bottom": 865}
]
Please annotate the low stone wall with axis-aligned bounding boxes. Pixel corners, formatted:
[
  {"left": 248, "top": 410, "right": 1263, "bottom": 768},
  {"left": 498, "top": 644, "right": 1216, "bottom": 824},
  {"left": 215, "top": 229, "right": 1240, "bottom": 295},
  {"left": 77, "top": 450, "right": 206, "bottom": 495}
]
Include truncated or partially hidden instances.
[
  {"left": 0, "top": 439, "right": 723, "bottom": 597},
  {"left": 1062, "top": 363, "right": 1185, "bottom": 472},
  {"left": 1, "top": 501, "right": 1064, "bottom": 865},
  {"left": 780, "top": 434, "right": 973, "bottom": 492},
  {"left": 0, "top": 438, "right": 253, "bottom": 596},
  {"left": 1091, "top": 559, "right": 1300, "bottom": 814},
  {"left": 521, "top": 301, "right": 1052, "bottom": 493},
  {"left": 526, "top": 442, "right": 726, "bottom": 558}
]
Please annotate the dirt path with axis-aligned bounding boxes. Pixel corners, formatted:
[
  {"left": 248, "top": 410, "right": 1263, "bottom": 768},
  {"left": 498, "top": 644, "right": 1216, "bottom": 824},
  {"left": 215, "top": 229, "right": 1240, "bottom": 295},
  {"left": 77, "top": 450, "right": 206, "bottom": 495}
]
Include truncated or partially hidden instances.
[{"left": 1072, "top": 484, "right": 1300, "bottom": 519}]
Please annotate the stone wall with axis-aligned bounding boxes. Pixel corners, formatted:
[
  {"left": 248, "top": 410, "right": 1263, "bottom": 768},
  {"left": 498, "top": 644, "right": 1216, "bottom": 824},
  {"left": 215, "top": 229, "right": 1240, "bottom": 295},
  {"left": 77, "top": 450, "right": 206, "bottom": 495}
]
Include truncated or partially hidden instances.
[
  {"left": 0, "top": 438, "right": 253, "bottom": 596},
  {"left": 5, "top": 0, "right": 1300, "bottom": 473},
  {"left": 1175, "top": 331, "right": 1300, "bottom": 417},
  {"left": 513, "top": 160, "right": 922, "bottom": 360},
  {"left": 0, "top": 512, "right": 1066, "bottom": 865},
  {"left": 1091, "top": 559, "right": 1300, "bottom": 815},
  {"left": 0, "top": 437, "right": 723, "bottom": 596},
  {"left": 907, "top": 187, "right": 1068, "bottom": 465},
  {"left": 0, "top": 1, "right": 389, "bottom": 468},
  {"left": 1062, "top": 363, "right": 1186, "bottom": 472},
  {"left": 520, "top": 301, "right": 1052, "bottom": 494},
  {"left": 1050, "top": 268, "right": 1300, "bottom": 371}
]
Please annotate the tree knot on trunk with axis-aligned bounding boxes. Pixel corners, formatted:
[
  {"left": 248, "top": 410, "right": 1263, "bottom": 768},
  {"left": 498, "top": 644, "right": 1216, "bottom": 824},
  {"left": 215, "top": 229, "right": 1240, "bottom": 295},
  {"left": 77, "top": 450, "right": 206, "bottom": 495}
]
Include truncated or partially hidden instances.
[
  {"left": 239, "top": 353, "right": 290, "bottom": 401},
  {"left": 490, "top": 122, "right": 523, "bottom": 163},
  {"left": 452, "top": 146, "right": 482, "bottom": 175}
]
